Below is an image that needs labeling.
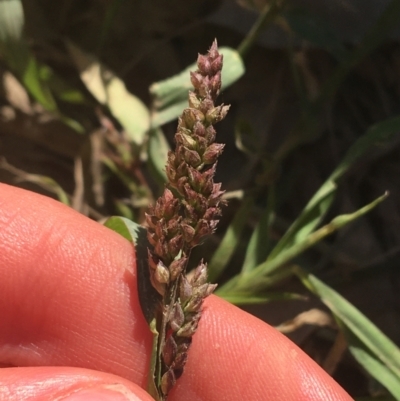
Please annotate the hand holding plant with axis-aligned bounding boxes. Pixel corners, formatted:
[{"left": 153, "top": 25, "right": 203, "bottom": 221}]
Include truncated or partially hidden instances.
[{"left": 0, "top": 183, "right": 353, "bottom": 401}]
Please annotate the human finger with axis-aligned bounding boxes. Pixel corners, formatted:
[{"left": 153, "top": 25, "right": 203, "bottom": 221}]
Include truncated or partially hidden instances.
[
  {"left": 0, "top": 184, "right": 352, "bottom": 400},
  {"left": 0, "top": 366, "right": 154, "bottom": 401}
]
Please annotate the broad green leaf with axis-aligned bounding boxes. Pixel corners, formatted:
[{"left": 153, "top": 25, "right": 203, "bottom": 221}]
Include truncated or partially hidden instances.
[
  {"left": 268, "top": 115, "right": 400, "bottom": 261},
  {"left": 296, "top": 269, "right": 400, "bottom": 389},
  {"left": 150, "top": 47, "right": 245, "bottom": 127},
  {"left": 0, "top": 0, "right": 24, "bottom": 42},
  {"left": 103, "top": 215, "right": 140, "bottom": 242},
  {"left": 67, "top": 42, "right": 150, "bottom": 145},
  {"left": 208, "top": 196, "right": 255, "bottom": 283},
  {"left": 221, "top": 193, "right": 387, "bottom": 294},
  {"left": 104, "top": 216, "right": 159, "bottom": 326},
  {"left": 107, "top": 77, "right": 150, "bottom": 145},
  {"left": 148, "top": 128, "right": 170, "bottom": 183},
  {"left": 242, "top": 186, "right": 275, "bottom": 272}
]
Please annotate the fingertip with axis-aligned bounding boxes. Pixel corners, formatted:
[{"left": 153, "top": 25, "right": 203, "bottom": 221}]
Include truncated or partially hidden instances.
[
  {"left": 0, "top": 367, "right": 155, "bottom": 401},
  {"left": 0, "top": 184, "right": 151, "bottom": 383},
  {"left": 172, "top": 295, "right": 352, "bottom": 401}
]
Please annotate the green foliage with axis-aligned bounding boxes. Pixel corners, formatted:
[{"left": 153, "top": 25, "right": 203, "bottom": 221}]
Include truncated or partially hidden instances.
[{"left": 297, "top": 269, "right": 400, "bottom": 401}]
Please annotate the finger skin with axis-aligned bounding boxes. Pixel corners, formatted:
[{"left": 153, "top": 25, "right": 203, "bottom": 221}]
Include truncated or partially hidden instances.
[
  {"left": 0, "top": 184, "right": 151, "bottom": 387},
  {"left": 0, "top": 367, "right": 154, "bottom": 401},
  {"left": 0, "top": 184, "right": 353, "bottom": 401}
]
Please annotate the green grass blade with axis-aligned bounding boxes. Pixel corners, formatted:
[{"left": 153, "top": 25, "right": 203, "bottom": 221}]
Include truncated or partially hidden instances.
[
  {"left": 0, "top": 157, "right": 70, "bottom": 205},
  {"left": 268, "top": 115, "right": 400, "bottom": 261},
  {"left": 22, "top": 57, "right": 58, "bottom": 111},
  {"left": 150, "top": 47, "right": 244, "bottom": 127},
  {"left": 221, "top": 292, "right": 306, "bottom": 305},
  {"left": 224, "top": 193, "right": 387, "bottom": 293},
  {"left": 344, "top": 325, "right": 400, "bottom": 401},
  {"left": 242, "top": 186, "right": 275, "bottom": 272},
  {"left": 296, "top": 269, "right": 400, "bottom": 385},
  {"left": 102, "top": 157, "right": 140, "bottom": 194},
  {"left": 267, "top": 177, "right": 336, "bottom": 262},
  {"left": 148, "top": 128, "right": 170, "bottom": 184},
  {"left": 208, "top": 196, "right": 254, "bottom": 283},
  {"left": 332, "top": 116, "right": 400, "bottom": 181}
]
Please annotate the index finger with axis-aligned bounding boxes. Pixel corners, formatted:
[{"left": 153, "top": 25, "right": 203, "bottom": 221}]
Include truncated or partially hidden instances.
[{"left": 0, "top": 184, "right": 352, "bottom": 400}]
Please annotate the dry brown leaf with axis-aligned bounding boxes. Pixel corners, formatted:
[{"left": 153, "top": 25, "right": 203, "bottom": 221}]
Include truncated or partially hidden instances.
[{"left": 275, "top": 308, "right": 336, "bottom": 334}]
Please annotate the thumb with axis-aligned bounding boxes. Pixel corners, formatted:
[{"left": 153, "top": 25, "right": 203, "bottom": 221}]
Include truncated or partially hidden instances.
[{"left": 0, "top": 367, "right": 154, "bottom": 401}]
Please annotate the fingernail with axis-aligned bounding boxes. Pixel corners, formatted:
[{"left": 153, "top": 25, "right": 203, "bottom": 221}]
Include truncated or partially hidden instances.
[{"left": 61, "top": 384, "right": 141, "bottom": 401}]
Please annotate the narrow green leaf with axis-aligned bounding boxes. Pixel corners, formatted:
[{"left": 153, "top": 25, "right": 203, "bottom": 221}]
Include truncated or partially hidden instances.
[
  {"left": 333, "top": 116, "right": 400, "bottom": 181},
  {"left": 148, "top": 128, "right": 170, "bottom": 183},
  {"left": 67, "top": 42, "right": 150, "bottom": 145},
  {"left": 208, "top": 196, "right": 254, "bottom": 283},
  {"left": 34, "top": 176, "right": 70, "bottom": 206},
  {"left": 60, "top": 115, "right": 85, "bottom": 133},
  {"left": 114, "top": 199, "right": 135, "bottom": 220},
  {"left": 0, "top": 157, "right": 70, "bottom": 205},
  {"left": 221, "top": 292, "right": 306, "bottom": 305},
  {"left": 223, "top": 193, "right": 388, "bottom": 293},
  {"left": 242, "top": 187, "right": 275, "bottom": 272},
  {"left": 22, "top": 56, "right": 58, "bottom": 112},
  {"left": 343, "top": 325, "right": 400, "bottom": 401},
  {"left": 150, "top": 47, "right": 244, "bottom": 127},
  {"left": 217, "top": 263, "right": 295, "bottom": 296},
  {"left": 296, "top": 269, "right": 400, "bottom": 384},
  {"left": 237, "top": 0, "right": 283, "bottom": 58},
  {"left": 269, "top": 115, "right": 400, "bottom": 261},
  {"left": 267, "top": 179, "right": 336, "bottom": 262},
  {"left": 102, "top": 156, "right": 140, "bottom": 194},
  {"left": 104, "top": 216, "right": 160, "bottom": 326}
]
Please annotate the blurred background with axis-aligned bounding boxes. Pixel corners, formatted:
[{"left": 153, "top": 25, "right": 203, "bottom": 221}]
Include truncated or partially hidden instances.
[{"left": 1, "top": 0, "right": 400, "bottom": 399}]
